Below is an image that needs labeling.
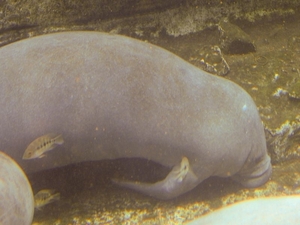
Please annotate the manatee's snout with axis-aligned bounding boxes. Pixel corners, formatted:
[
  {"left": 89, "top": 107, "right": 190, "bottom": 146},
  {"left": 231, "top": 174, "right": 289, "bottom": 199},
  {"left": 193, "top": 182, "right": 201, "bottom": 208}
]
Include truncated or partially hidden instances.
[{"left": 232, "top": 154, "right": 272, "bottom": 188}]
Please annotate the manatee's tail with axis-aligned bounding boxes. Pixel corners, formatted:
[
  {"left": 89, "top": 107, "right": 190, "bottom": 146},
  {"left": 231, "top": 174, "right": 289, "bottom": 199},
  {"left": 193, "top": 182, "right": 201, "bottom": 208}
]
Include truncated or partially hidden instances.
[{"left": 112, "top": 157, "right": 199, "bottom": 200}]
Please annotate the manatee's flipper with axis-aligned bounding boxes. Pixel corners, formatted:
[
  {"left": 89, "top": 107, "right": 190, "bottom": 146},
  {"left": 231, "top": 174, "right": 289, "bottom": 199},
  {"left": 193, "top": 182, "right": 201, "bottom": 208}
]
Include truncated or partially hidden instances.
[{"left": 112, "top": 157, "right": 199, "bottom": 200}]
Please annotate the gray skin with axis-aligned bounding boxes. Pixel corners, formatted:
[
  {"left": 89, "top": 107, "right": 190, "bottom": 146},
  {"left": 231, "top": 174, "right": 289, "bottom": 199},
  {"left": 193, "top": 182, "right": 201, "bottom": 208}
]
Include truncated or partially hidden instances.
[
  {"left": 0, "top": 32, "right": 271, "bottom": 200},
  {"left": 0, "top": 151, "right": 34, "bottom": 225},
  {"left": 186, "top": 196, "right": 300, "bottom": 225}
]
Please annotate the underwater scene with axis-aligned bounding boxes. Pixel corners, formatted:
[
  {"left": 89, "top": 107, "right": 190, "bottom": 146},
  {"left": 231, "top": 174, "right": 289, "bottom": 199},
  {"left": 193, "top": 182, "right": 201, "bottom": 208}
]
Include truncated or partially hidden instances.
[{"left": 1, "top": 0, "right": 300, "bottom": 224}]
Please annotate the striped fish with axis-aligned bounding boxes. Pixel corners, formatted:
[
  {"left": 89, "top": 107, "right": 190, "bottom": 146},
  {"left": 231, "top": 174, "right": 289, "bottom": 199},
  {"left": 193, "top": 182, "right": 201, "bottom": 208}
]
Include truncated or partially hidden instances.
[{"left": 22, "top": 133, "right": 64, "bottom": 159}]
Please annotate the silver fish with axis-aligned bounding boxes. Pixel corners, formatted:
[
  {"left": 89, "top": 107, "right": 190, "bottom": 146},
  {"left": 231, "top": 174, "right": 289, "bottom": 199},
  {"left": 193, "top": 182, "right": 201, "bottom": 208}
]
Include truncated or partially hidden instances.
[
  {"left": 22, "top": 133, "right": 64, "bottom": 159},
  {"left": 34, "top": 189, "right": 60, "bottom": 210}
]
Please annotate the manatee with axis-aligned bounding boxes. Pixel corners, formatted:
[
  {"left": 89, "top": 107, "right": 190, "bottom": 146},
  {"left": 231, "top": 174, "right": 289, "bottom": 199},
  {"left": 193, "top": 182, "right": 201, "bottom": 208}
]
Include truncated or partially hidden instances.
[
  {"left": 0, "top": 32, "right": 271, "bottom": 200},
  {"left": 186, "top": 196, "right": 300, "bottom": 225},
  {"left": 0, "top": 151, "right": 34, "bottom": 225}
]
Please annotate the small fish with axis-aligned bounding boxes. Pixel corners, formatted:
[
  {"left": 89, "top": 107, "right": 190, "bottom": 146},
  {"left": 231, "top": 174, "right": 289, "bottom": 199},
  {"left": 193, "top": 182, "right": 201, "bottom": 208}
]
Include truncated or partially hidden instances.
[
  {"left": 22, "top": 133, "right": 64, "bottom": 159},
  {"left": 34, "top": 189, "right": 60, "bottom": 210}
]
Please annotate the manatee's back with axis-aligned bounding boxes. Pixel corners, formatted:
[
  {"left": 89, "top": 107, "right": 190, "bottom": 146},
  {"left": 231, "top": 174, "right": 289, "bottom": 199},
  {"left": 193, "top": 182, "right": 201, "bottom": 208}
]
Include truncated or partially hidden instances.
[
  {"left": 0, "top": 32, "right": 270, "bottom": 182},
  {"left": 0, "top": 32, "right": 207, "bottom": 170}
]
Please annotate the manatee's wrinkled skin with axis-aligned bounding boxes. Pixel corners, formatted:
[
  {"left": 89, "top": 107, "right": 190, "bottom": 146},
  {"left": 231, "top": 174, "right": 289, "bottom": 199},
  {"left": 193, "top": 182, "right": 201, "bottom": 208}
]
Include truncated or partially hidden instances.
[
  {"left": 0, "top": 32, "right": 271, "bottom": 199},
  {"left": 0, "top": 151, "right": 34, "bottom": 225},
  {"left": 186, "top": 196, "right": 300, "bottom": 225}
]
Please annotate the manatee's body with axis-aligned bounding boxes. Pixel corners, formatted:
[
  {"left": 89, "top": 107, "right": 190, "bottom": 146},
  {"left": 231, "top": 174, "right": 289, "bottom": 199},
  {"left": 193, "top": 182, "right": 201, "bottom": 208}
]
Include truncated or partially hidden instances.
[
  {"left": 0, "top": 151, "right": 34, "bottom": 225},
  {"left": 186, "top": 196, "right": 300, "bottom": 225},
  {"left": 0, "top": 32, "right": 271, "bottom": 199}
]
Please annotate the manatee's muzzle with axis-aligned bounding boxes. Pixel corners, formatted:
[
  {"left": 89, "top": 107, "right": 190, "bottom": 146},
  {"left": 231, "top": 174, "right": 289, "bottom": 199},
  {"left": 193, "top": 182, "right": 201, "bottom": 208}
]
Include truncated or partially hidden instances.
[{"left": 231, "top": 154, "right": 272, "bottom": 188}]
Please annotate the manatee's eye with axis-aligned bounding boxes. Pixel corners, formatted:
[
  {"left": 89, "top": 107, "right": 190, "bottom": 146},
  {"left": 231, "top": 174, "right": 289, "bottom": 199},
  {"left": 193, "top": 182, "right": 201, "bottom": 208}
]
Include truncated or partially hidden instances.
[{"left": 28, "top": 151, "right": 32, "bottom": 156}]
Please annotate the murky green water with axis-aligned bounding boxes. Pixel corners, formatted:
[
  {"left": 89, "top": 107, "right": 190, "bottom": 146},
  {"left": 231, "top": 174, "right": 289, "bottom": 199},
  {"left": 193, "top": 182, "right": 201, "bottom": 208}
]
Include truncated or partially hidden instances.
[{"left": 1, "top": 1, "right": 300, "bottom": 224}]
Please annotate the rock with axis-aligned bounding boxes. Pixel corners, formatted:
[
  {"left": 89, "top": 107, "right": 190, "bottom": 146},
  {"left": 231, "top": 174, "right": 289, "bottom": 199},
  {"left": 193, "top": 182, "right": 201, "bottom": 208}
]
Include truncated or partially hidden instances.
[
  {"left": 288, "top": 80, "right": 300, "bottom": 100},
  {"left": 218, "top": 19, "right": 256, "bottom": 55}
]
